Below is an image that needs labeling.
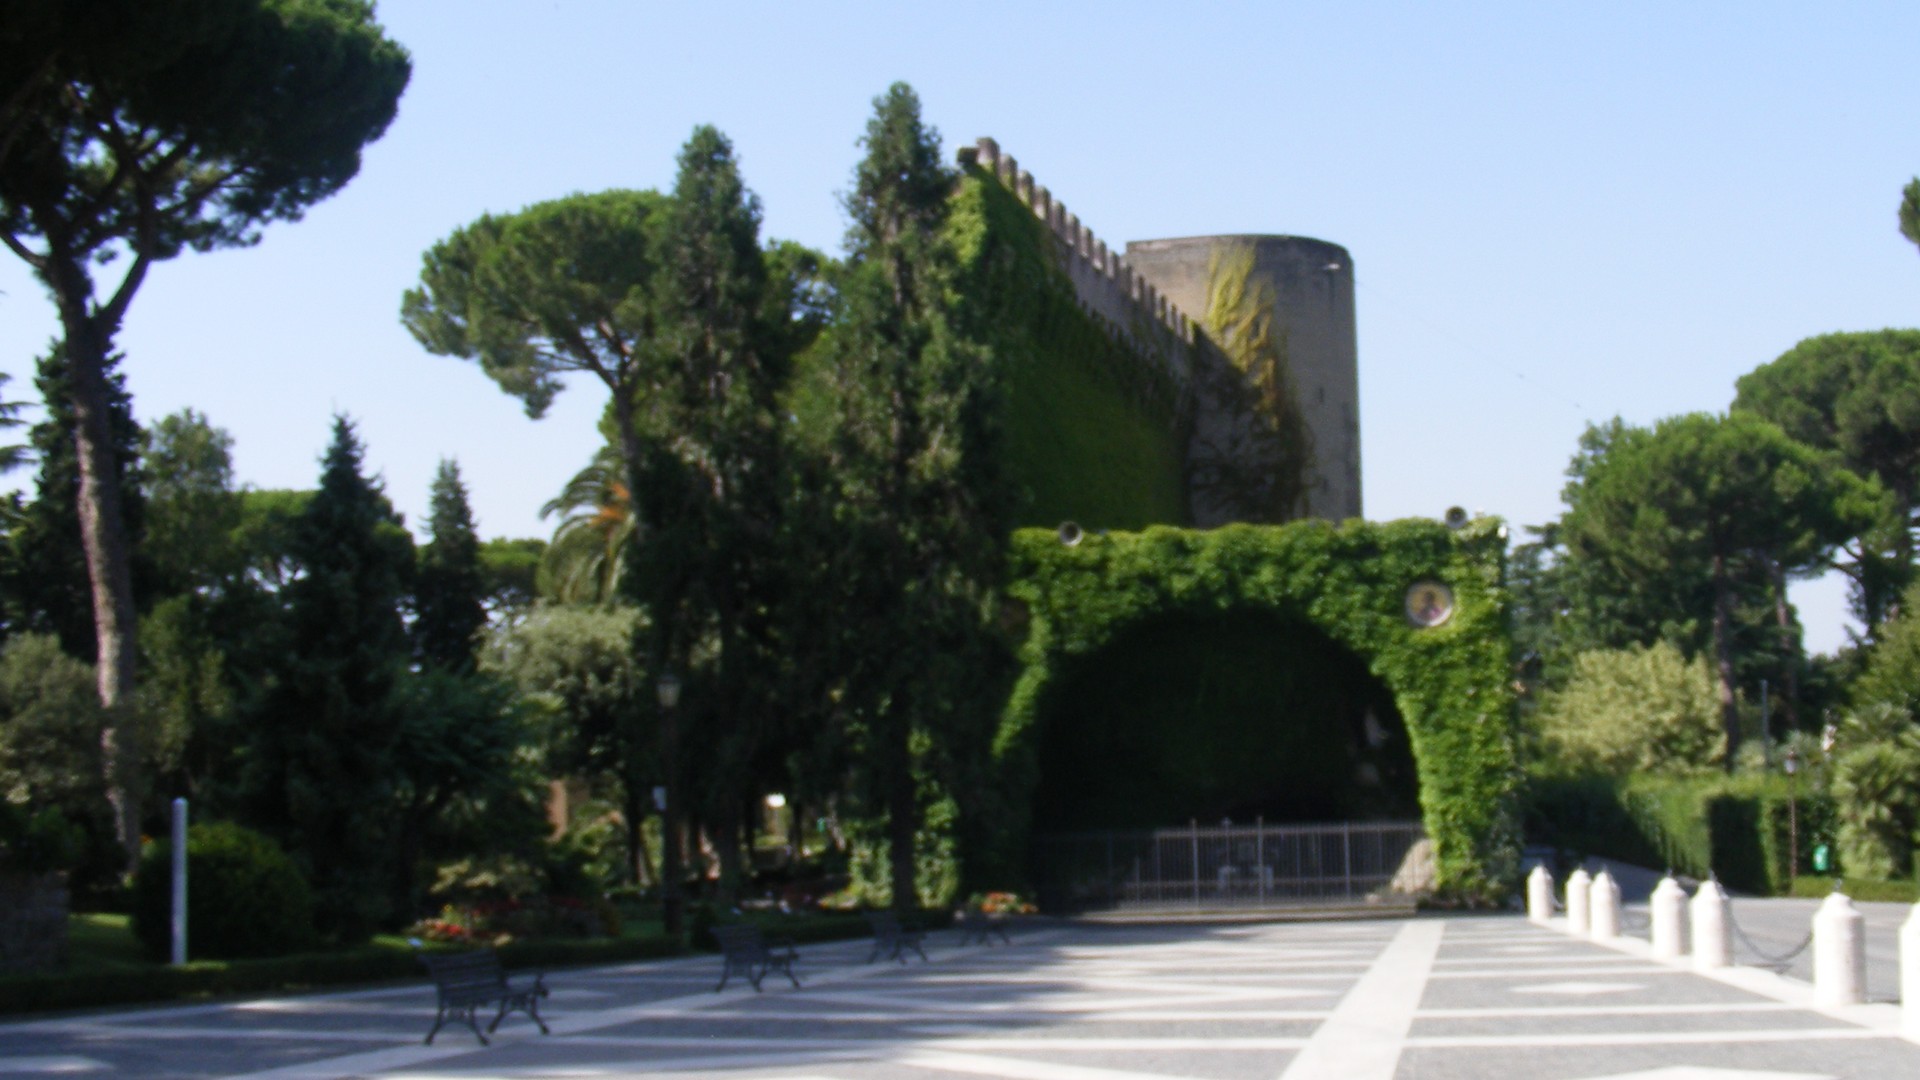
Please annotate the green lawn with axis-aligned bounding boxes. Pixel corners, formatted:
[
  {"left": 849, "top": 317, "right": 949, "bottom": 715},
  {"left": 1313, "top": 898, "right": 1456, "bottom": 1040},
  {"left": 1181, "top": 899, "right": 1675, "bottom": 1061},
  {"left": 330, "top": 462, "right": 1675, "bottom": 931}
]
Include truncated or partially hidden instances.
[{"left": 67, "top": 913, "right": 147, "bottom": 972}]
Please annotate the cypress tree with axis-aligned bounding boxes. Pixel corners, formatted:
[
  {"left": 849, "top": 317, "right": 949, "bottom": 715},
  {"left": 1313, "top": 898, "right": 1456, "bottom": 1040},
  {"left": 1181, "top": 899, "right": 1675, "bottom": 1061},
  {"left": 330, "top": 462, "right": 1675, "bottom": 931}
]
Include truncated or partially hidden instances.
[
  {"left": 242, "top": 416, "right": 413, "bottom": 940},
  {"left": 636, "top": 124, "right": 784, "bottom": 917},
  {"left": 414, "top": 460, "right": 486, "bottom": 672},
  {"left": 823, "top": 84, "right": 1011, "bottom": 910}
]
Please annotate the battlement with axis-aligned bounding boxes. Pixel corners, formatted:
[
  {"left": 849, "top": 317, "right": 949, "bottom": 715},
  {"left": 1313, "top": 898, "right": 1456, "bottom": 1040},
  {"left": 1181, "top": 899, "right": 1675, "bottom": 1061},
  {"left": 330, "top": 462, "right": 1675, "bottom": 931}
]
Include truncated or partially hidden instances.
[{"left": 958, "top": 138, "right": 1195, "bottom": 389}]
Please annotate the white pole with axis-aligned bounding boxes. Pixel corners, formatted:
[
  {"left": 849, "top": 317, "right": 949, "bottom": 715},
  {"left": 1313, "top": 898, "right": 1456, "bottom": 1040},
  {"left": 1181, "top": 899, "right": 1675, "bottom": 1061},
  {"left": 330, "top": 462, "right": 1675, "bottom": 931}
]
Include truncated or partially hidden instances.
[
  {"left": 1590, "top": 868, "right": 1621, "bottom": 941},
  {"left": 1650, "top": 876, "right": 1689, "bottom": 960},
  {"left": 1813, "top": 890, "right": 1866, "bottom": 1007},
  {"left": 1526, "top": 865, "right": 1554, "bottom": 925},
  {"left": 1565, "top": 867, "right": 1592, "bottom": 937},
  {"left": 1691, "top": 878, "right": 1732, "bottom": 971},
  {"left": 1900, "top": 903, "right": 1920, "bottom": 1037},
  {"left": 170, "top": 797, "right": 188, "bottom": 967}
]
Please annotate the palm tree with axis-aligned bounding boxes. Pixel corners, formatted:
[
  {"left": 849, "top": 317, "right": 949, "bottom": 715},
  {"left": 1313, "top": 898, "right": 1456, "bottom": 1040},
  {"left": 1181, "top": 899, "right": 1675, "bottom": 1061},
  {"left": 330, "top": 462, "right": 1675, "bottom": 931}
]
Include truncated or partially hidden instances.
[{"left": 539, "top": 445, "right": 633, "bottom": 605}]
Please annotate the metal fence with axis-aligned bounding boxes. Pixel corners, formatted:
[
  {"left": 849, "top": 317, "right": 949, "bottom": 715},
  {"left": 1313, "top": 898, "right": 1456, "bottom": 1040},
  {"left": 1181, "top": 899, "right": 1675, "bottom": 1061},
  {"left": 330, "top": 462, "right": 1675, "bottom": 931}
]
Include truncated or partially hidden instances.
[{"left": 1031, "top": 820, "right": 1428, "bottom": 913}]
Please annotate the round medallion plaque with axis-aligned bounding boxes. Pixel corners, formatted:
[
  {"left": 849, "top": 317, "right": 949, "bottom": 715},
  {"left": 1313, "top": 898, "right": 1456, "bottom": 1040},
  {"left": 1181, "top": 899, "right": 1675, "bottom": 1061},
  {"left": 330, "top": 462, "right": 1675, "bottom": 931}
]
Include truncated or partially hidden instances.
[{"left": 1405, "top": 581, "right": 1454, "bottom": 628}]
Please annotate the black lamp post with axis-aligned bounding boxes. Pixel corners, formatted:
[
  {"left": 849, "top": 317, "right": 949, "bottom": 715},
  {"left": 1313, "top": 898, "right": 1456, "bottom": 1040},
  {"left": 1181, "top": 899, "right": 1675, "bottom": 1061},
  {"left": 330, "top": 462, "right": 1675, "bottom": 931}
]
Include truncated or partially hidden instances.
[
  {"left": 1784, "top": 746, "right": 1800, "bottom": 883},
  {"left": 657, "top": 671, "right": 683, "bottom": 939}
]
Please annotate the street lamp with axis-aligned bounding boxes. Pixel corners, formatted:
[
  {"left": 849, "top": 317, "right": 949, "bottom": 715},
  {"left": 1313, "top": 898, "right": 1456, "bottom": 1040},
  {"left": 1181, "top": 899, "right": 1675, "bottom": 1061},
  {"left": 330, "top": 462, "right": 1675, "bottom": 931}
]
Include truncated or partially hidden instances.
[
  {"left": 1784, "top": 746, "right": 1801, "bottom": 885},
  {"left": 657, "top": 671, "right": 683, "bottom": 939}
]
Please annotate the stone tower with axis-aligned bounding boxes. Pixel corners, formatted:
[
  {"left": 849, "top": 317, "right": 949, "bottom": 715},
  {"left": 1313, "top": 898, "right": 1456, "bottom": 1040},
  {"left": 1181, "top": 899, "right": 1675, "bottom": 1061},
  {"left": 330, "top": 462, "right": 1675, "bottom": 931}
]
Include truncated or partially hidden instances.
[{"left": 1125, "top": 236, "right": 1362, "bottom": 523}]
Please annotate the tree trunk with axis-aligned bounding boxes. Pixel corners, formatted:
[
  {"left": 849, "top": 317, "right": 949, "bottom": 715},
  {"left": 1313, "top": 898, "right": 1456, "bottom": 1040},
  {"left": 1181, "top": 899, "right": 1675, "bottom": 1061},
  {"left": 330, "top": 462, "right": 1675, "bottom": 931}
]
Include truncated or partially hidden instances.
[
  {"left": 1711, "top": 555, "right": 1740, "bottom": 771},
  {"left": 714, "top": 802, "right": 742, "bottom": 908},
  {"left": 621, "top": 777, "right": 645, "bottom": 886},
  {"left": 53, "top": 279, "right": 142, "bottom": 875},
  {"left": 1768, "top": 557, "right": 1800, "bottom": 732},
  {"left": 611, "top": 388, "right": 687, "bottom": 936},
  {"left": 885, "top": 699, "right": 918, "bottom": 912},
  {"left": 632, "top": 814, "right": 654, "bottom": 887}
]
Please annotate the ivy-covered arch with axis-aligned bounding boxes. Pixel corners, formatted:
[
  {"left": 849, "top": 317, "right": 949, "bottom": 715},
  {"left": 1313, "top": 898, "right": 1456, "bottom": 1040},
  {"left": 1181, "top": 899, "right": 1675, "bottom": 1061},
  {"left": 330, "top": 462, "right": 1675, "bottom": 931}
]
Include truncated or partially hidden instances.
[{"left": 991, "top": 518, "right": 1519, "bottom": 901}]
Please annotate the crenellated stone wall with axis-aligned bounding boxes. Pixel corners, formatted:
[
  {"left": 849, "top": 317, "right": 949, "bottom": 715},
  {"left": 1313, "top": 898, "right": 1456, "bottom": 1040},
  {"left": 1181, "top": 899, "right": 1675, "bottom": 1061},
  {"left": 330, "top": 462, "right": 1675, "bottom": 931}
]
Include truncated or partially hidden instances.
[
  {"left": 958, "top": 139, "right": 1195, "bottom": 393},
  {"left": 956, "top": 138, "right": 1363, "bottom": 526}
]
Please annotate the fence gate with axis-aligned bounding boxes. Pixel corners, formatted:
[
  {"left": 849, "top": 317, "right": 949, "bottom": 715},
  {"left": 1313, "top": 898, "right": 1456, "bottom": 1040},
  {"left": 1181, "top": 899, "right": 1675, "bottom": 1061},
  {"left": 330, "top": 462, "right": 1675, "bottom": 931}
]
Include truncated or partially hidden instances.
[{"left": 1030, "top": 820, "right": 1428, "bottom": 914}]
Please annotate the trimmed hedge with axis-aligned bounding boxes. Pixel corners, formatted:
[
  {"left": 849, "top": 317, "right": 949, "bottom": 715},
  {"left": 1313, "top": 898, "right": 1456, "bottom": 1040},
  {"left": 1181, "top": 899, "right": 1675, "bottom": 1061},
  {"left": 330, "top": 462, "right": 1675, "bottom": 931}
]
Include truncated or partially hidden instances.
[
  {"left": 993, "top": 517, "right": 1519, "bottom": 902},
  {"left": 1790, "top": 876, "right": 1918, "bottom": 903},
  {"left": 1527, "top": 771, "right": 1835, "bottom": 896}
]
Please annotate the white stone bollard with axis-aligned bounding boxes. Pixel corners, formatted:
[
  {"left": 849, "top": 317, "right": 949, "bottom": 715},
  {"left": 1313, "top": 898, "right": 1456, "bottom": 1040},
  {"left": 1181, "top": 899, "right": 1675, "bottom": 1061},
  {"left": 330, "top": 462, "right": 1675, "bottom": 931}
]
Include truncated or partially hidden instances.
[
  {"left": 1650, "top": 876, "right": 1689, "bottom": 960},
  {"left": 1590, "top": 868, "right": 1621, "bottom": 941},
  {"left": 1813, "top": 890, "right": 1867, "bottom": 1007},
  {"left": 1565, "top": 867, "right": 1592, "bottom": 937},
  {"left": 1527, "top": 865, "right": 1555, "bottom": 925},
  {"left": 1900, "top": 903, "right": 1920, "bottom": 1036},
  {"left": 1691, "top": 878, "right": 1733, "bottom": 971}
]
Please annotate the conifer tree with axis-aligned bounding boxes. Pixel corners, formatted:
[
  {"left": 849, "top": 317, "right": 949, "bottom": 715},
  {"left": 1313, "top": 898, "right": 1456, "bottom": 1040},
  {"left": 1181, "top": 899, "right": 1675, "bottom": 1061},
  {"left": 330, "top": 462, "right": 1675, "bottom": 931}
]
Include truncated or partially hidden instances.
[
  {"left": 821, "top": 84, "right": 1011, "bottom": 909},
  {"left": 414, "top": 460, "right": 486, "bottom": 672},
  {"left": 241, "top": 416, "right": 413, "bottom": 940},
  {"left": 636, "top": 124, "right": 786, "bottom": 916}
]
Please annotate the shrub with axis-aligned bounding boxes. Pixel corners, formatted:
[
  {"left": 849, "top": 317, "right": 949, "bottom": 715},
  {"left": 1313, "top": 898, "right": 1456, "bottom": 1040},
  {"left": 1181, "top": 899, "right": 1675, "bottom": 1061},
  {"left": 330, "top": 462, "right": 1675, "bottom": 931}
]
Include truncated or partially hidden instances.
[
  {"left": 131, "top": 822, "right": 317, "bottom": 960},
  {"left": 1526, "top": 769, "right": 1833, "bottom": 895},
  {"left": 0, "top": 803, "right": 83, "bottom": 876},
  {"left": 1534, "top": 642, "right": 1724, "bottom": 775},
  {"left": 1830, "top": 703, "right": 1920, "bottom": 880}
]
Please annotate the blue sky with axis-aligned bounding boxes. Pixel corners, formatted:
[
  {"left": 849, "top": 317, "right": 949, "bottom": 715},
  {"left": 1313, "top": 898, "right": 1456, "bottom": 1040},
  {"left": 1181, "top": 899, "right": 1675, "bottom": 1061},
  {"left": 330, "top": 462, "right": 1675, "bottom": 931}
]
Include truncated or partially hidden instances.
[{"left": 2, "top": 2, "right": 1916, "bottom": 652}]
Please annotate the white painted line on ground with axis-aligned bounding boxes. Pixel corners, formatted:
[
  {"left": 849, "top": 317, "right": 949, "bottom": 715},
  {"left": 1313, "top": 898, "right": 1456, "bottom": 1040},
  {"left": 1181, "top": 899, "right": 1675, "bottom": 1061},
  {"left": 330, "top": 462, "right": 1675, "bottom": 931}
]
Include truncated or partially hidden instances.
[
  {"left": 1431, "top": 953, "right": 1640, "bottom": 966},
  {"left": 1416, "top": 1001, "right": 1800, "bottom": 1018},
  {"left": 554, "top": 1034, "right": 1315, "bottom": 1051},
  {"left": 702, "top": 999, "right": 1336, "bottom": 1014},
  {"left": 897, "top": 1048, "right": 1214, "bottom": 1080},
  {"left": 1428, "top": 964, "right": 1682, "bottom": 979},
  {"left": 1402, "top": 1026, "right": 1892, "bottom": 1048},
  {"left": 1511, "top": 980, "right": 1647, "bottom": 995},
  {"left": 0, "top": 1056, "right": 110, "bottom": 1074},
  {"left": 1276, "top": 918, "right": 1443, "bottom": 1080},
  {"left": 43, "top": 1021, "right": 405, "bottom": 1044},
  {"left": 1582, "top": 1060, "right": 1835, "bottom": 1068}
]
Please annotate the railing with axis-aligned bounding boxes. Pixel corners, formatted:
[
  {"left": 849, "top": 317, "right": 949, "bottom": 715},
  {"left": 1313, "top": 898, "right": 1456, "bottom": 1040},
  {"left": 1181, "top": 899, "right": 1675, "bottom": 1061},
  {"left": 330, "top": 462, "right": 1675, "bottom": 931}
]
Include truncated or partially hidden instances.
[{"left": 1031, "top": 820, "right": 1428, "bottom": 913}]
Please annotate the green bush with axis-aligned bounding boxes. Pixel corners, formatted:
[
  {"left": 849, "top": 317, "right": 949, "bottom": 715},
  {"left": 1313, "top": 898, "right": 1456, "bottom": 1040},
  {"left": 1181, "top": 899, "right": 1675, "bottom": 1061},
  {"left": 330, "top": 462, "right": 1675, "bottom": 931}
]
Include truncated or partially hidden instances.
[
  {"left": 1528, "top": 770, "right": 1833, "bottom": 895},
  {"left": 1523, "top": 771, "right": 1660, "bottom": 869},
  {"left": 1790, "top": 875, "right": 1920, "bottom": 903},
  {"left": 131, "top": 822, "right": 318, "bottom": 961},
  {"left": 1830, "top": 704, "right": 1920, "bottom": 880},
  {"left": 0, "top": 803, "right": 83, "bottom": 875},
  {"left": 1534, "top": 643, "right": 1724, "bottom": 774}
]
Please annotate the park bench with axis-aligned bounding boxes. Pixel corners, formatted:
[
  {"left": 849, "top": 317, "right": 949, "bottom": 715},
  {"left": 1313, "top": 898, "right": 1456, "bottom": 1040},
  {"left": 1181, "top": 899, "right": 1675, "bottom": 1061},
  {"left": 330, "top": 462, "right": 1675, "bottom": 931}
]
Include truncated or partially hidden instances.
[
  {"left": 712, "top": 924, "right": 801, "bottom": 991},
  {"left": 956, "top": 910, "right": 1012, "bottom": 947},
  {"left": 864, "top": 910, "right": 928, "bottom": 963},
  {"left": 413, "top": 945, "right": 550, "bottom": 1046}
]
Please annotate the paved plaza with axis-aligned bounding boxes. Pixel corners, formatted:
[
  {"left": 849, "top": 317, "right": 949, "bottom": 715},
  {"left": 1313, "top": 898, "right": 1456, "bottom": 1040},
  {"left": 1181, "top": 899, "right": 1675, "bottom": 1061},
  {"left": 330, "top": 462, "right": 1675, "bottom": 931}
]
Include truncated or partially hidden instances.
[{"left": 4, "top": 914, "right": 1920, "bottom": 1079}]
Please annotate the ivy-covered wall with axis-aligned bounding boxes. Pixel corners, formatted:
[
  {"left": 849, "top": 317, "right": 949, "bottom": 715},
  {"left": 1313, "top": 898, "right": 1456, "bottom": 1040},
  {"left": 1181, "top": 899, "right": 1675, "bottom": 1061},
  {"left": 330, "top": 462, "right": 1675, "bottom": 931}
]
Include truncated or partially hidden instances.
[
  {"left": 947, "top": 171, "right": 1189, "bottom": 531},
  {"left": 986, "top": 518, "right": 1520, "bottom": 901}
]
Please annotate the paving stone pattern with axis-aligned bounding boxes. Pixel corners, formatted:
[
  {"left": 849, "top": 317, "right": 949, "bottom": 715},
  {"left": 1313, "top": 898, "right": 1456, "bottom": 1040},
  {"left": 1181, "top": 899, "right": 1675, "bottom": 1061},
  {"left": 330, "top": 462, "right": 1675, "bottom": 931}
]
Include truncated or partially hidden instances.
[{"left": 1, "top": 917, "right": 1917, "bottom": 1079}]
